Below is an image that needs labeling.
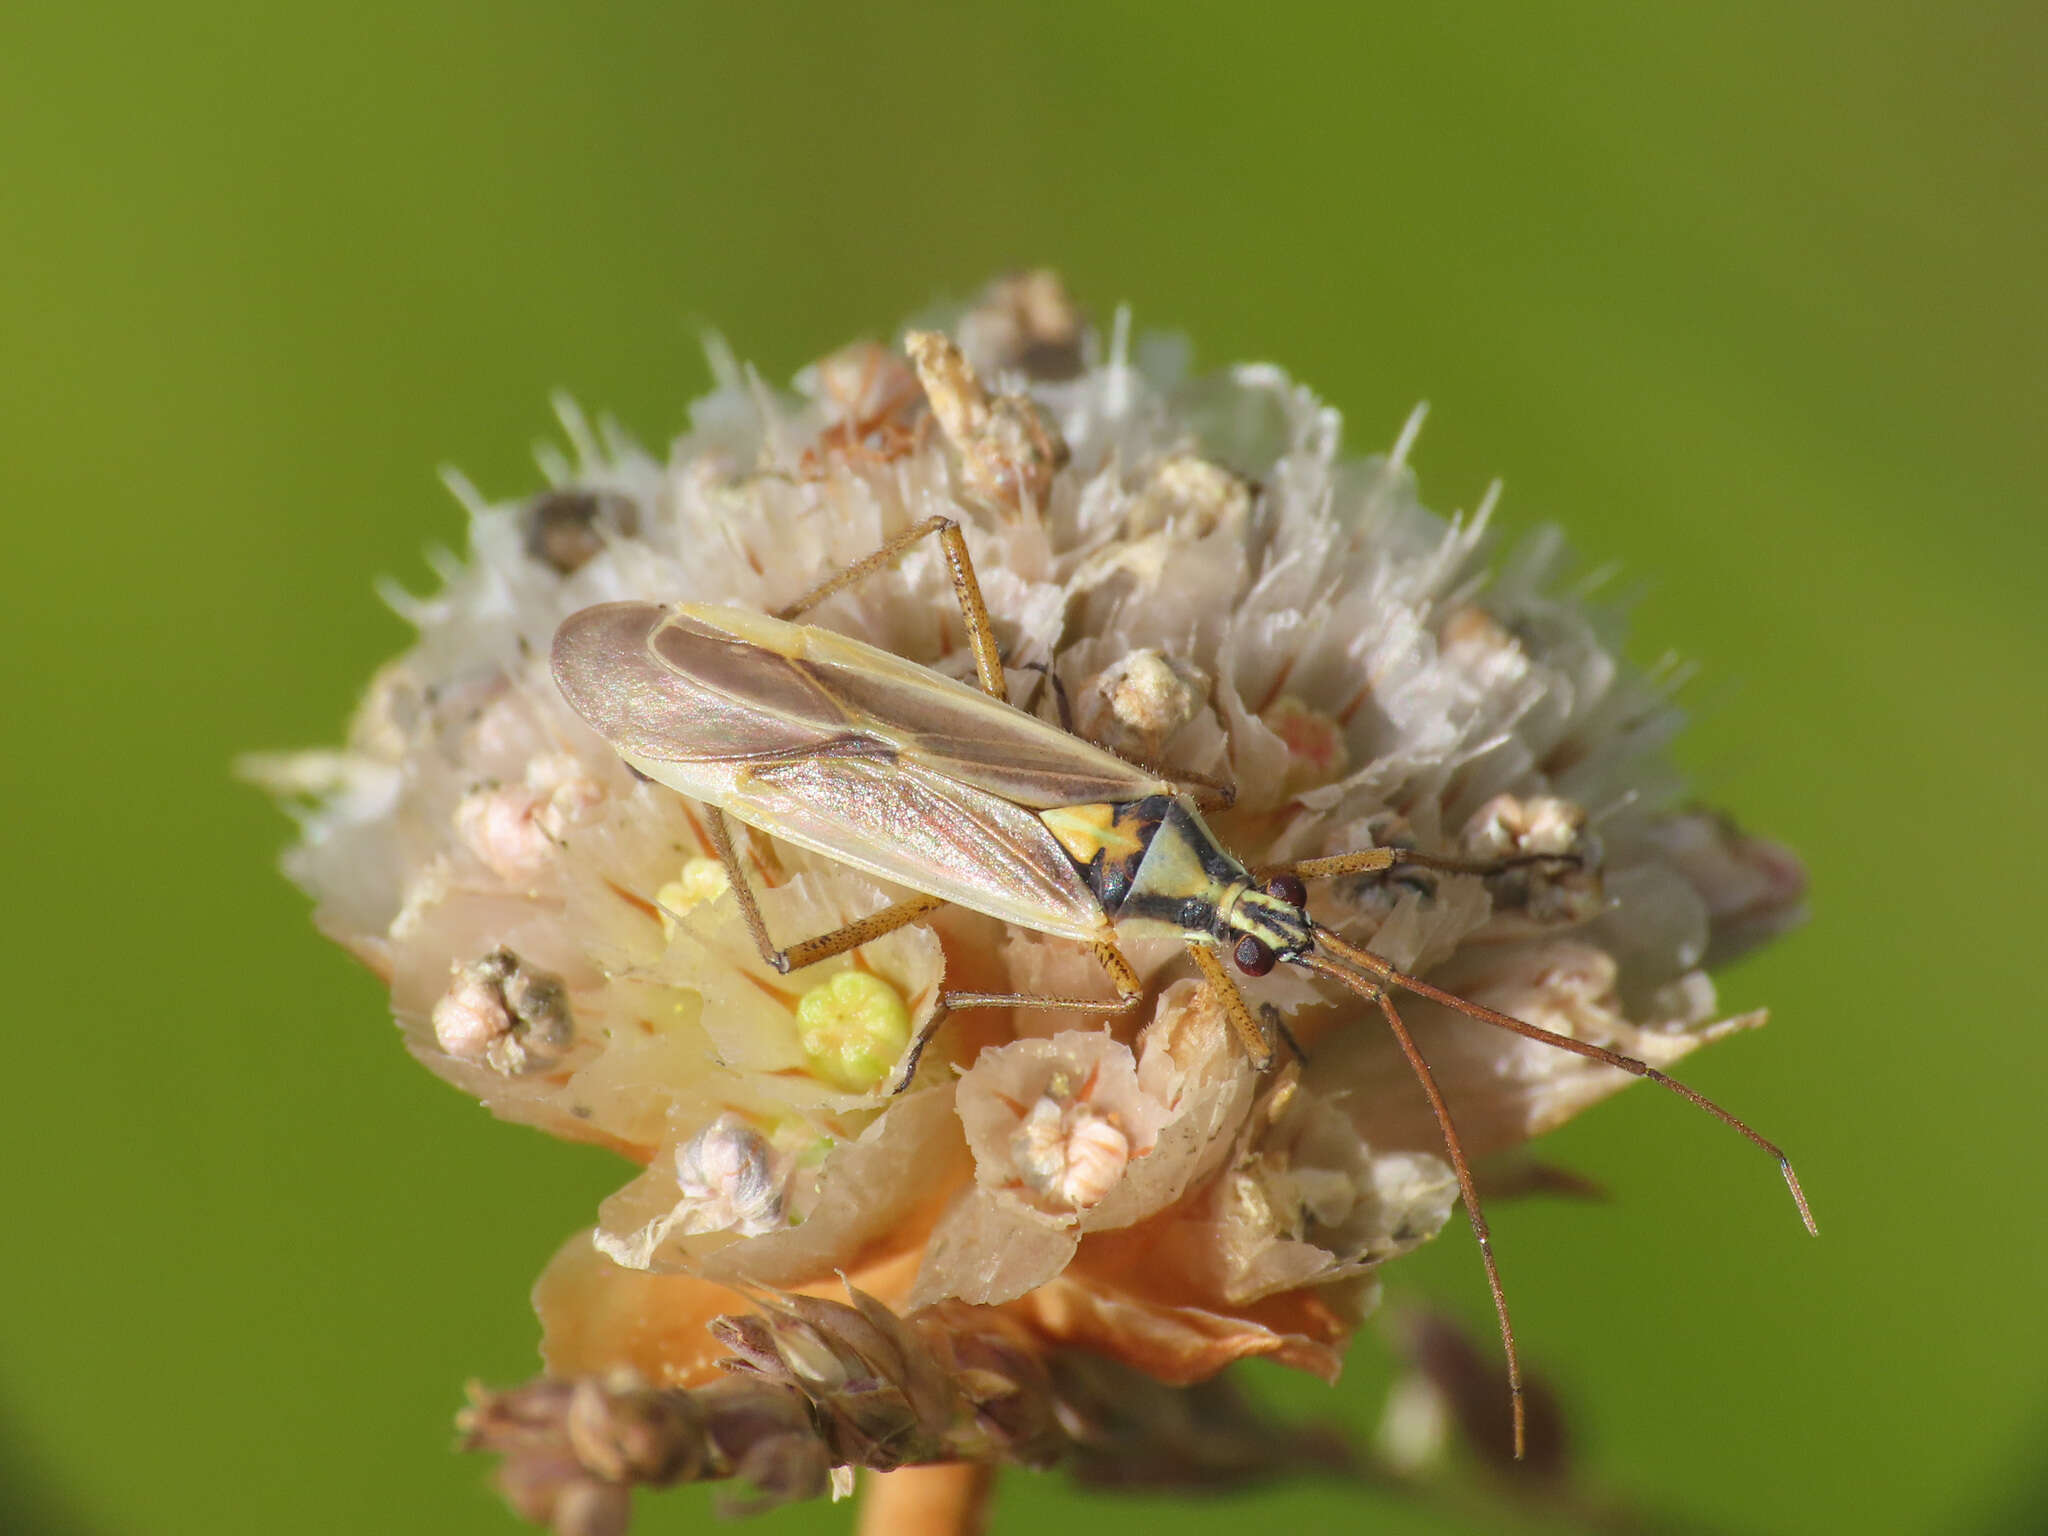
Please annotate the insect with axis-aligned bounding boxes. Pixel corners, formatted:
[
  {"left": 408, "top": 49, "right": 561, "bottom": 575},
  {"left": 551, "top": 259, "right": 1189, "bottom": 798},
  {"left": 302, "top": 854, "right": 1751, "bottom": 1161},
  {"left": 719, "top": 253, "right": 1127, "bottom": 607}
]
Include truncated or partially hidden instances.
[{"left": 551, "top": 514, "right": 1816, "bottom": 1457}]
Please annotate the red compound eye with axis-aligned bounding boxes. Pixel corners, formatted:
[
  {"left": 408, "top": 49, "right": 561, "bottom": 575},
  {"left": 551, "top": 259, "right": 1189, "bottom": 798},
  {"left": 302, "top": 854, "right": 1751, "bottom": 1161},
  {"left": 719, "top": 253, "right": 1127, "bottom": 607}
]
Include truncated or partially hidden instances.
[
  {"left": 1266, "top": 873, "right": 1308, "bottom": 908},
  {"left": 1233, "top": 934, "right": 1276, "bottom": 976}
]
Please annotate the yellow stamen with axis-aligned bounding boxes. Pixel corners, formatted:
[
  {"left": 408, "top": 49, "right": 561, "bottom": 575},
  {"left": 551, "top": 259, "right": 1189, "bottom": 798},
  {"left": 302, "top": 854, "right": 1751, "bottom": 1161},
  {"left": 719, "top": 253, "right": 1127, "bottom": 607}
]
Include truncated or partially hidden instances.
[{"left": 656, "top": 856, "right": 733, "bottom": 936}]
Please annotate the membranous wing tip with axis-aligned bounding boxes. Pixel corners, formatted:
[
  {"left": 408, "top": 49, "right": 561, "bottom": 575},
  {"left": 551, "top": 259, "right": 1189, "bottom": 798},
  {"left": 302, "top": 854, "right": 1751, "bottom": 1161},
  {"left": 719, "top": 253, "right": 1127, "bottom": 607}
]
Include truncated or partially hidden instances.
[{"left": 552, "top": 602, "right": 859, "bottom": 767}]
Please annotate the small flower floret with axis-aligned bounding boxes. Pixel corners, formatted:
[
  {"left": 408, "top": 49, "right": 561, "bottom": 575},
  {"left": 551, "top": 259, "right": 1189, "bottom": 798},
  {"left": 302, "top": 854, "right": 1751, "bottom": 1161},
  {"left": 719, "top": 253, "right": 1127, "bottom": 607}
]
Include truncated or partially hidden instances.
[
  {"left": 432, "top": 948, "right": 574, "bottom": 1075},
  {"left": 794, "top": 971, "right": 913, "bottom": 1093}
]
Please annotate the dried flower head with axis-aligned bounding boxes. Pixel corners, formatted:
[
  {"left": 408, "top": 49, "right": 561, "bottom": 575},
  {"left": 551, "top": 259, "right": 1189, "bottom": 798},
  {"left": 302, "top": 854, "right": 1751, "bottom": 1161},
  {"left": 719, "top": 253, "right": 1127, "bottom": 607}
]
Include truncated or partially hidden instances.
[{"left": 248, "top": 271, "right": 1807, "bottom": 1531}]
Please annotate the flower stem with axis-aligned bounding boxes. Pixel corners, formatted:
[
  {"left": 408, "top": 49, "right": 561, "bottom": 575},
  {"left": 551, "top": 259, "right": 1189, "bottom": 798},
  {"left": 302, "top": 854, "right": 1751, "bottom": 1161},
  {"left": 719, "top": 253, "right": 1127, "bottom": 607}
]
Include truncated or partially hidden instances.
[{"left": 857, "top": 1465, "right": 996, "bottom": 1536}]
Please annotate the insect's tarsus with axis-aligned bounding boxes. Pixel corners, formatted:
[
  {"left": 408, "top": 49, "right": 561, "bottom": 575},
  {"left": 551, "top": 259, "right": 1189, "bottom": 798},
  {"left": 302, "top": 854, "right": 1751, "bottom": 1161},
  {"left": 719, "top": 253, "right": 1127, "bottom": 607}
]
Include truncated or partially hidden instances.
[
  {"left": 1014, "top": 660, "right": 1075, "bottom": 733},
  {"left": 1260, "top": 1001, "right": 1309, "bottom": 1067}
]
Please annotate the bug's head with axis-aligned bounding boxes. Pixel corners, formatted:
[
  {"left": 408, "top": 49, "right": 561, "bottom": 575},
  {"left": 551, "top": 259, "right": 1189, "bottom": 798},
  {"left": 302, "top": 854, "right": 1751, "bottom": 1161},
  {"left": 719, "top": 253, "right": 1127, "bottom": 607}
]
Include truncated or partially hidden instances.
[{"left": 1226, "top": 872, "right": 1313, "bottom": 977}]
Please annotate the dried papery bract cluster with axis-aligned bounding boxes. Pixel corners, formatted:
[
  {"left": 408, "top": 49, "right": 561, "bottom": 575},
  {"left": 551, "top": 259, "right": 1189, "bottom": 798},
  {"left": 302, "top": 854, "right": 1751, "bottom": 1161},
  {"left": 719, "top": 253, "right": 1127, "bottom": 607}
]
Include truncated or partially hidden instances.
[{"left": 248, "top": 271, "right": 1807, "bottom": 1531}]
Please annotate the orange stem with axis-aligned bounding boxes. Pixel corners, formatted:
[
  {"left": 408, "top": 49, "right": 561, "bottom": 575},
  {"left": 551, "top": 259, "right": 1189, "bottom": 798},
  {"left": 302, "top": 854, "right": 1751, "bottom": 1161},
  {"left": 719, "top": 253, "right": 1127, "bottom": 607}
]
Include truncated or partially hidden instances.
[{"left": 856, "top": 1464, "right": 996, "bottom": 1536}]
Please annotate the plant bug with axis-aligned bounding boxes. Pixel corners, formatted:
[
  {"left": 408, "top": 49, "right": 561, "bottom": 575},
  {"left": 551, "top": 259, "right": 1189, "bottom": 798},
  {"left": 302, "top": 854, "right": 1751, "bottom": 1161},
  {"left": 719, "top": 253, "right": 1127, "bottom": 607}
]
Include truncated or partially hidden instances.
[{"left": 551, "top": 513, "right": 1816, "bottom": 1458}]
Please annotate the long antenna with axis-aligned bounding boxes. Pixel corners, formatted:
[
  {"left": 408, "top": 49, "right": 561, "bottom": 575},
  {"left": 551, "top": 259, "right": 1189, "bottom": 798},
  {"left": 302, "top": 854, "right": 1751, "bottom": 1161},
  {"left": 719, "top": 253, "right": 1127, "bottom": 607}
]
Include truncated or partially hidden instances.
[
  {"left": 1300, "top": 949, "right": 1526, "bottom": 1459},
  {"left": 1313, "top": 926, "right": 1818, "bottom": 1236}
]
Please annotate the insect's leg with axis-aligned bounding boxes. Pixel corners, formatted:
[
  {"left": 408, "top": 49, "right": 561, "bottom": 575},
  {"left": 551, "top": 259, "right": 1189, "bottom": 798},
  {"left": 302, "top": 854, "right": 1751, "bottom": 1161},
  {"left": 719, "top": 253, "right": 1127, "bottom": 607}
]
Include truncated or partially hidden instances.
[
  {"left": 774, "top": 515, "right": 951, "bottom": 620},
  {"left": 1013, "top": 659, "right": 1238, "bottom": 809},
  {"left": 1257, "top": 846, "right": 1580, "bottom": 883},
  {"left": 703, "top": 806, "right": 946, "bottom": 974},
  {"left": 1184, "top": 940, "right": 1275, "bottom": 1069},
  {"left": 774, "top": 896, "right": 951, "bottom": 972},
  {"left": 1258, "top": 1000, "right": 1310, "bottom": 1067},
  {"left": 1141, "top": 761, "right": 1237, "bottom": 811},
  {"left": 773, "top": 514, "right": 1008, "bottom": 701},
  {"left": 1014, "top": 661, "right": 1074, "bottom": 732},
  {"left": 1372, "top": 981, "right": 1527, "bottom": 1462},
  {"left": 891, "top": 941, "right": 1143, "bottom": 1093}
]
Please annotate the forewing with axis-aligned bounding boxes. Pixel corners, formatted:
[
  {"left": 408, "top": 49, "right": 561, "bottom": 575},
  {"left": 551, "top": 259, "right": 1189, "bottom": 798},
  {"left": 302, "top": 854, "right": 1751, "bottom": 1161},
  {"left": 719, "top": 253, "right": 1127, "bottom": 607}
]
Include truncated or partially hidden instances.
[
  {"left": 552, "top": 602, "right": 873, "bottom": 765},
  {"left": 734, "top": 756, "right": 1109, "bottom": 942},
  {"left": 816, "top": 651, "right": 1167, "bottom": 809},
  {"left": 554, "top": 600, "right": 1162, "bottom": 937},
  {"left": 561, "top": 601, "right": 1171, "bottom": 810},
  {"left": 680, "top": 606, "right": 1169, "bottom": 810}
]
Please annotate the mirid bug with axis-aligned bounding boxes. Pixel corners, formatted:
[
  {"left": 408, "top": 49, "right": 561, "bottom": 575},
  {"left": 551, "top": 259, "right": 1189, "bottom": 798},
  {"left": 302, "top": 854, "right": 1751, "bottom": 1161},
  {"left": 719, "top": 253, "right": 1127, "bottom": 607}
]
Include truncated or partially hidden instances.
[{"left": 551, "top": 514, "right": 1816, "bottom": 1457}]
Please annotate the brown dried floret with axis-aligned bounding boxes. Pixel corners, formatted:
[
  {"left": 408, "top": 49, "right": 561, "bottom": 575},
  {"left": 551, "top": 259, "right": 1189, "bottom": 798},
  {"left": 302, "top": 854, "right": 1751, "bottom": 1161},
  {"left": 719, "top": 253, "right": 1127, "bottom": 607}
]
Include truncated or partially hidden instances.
[
  {"left": 798, "top": 340, "right": 930, "bottom": 477},
  {"left": 905, "top": 329, "right": 1069, "bottom": 513},
  {"left": 524, "top": 488, "right": 641, "bottom": 576},
  {"left": 957, "top": 269, "right": 1086, "bottom": 381},
  {"left": 432, "top": 948, "right": 575, "bottom": 1075}
]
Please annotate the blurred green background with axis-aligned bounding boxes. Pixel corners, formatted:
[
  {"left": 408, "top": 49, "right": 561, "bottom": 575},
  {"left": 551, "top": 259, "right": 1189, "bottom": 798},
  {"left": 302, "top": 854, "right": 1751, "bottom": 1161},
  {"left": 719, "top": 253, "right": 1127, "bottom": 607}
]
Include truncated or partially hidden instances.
[{"left": 4, "top": 3, "right": 2043, "bottom": 1532}]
